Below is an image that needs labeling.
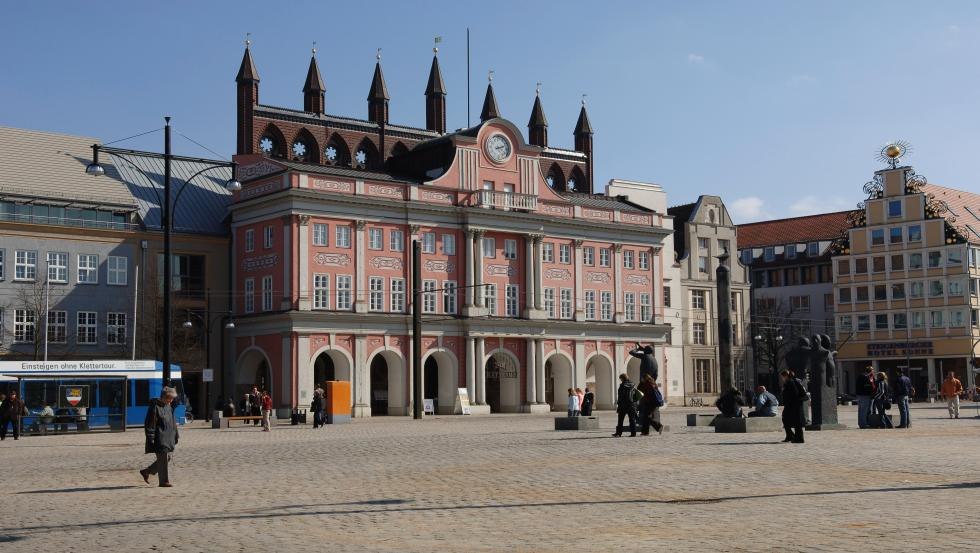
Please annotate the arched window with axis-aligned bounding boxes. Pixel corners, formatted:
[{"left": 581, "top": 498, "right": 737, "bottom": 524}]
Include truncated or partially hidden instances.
[
  {"left": 546, "top": 163, "right": 566, "bottom": 191},
  {"left": 258, "top": 124, "right": 287, "bottom": 158},
  {"left": 568, "top": 166, "right": 586, "bottom": 193},
  {"left": 390, "top": 141, "right": 409, "bottom": 159},
  {"left": 354, "top": 138, "right": 380, "bottom": 170},
  {"left": 290, "top": 129, "right": 320, "bottom": 163},
  {"left": 324, "top": 133, "right": 351, "bottom": 167}
]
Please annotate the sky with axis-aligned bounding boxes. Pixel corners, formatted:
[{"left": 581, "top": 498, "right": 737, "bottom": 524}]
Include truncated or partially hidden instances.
[{"left": 2, "top": 1, "right": 978, "bottom": 223}]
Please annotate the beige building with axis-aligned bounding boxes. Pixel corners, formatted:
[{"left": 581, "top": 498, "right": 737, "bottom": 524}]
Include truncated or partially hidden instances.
[
  {"left": 668, "top": 196, "right": 752, "bottom": 403},
  {"left": 832, "top": 164, "right": 980, "bottom": 397}
]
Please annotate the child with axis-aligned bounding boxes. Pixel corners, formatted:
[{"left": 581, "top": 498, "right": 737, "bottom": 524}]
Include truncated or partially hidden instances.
[{"left": 567, "top": 388, "right": 580, "bottom": 417}]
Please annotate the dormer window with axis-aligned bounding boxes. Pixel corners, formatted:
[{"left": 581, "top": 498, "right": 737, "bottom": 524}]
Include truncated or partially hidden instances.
[
  {"left": 807, "top": 242, "right": 820, "bottom": 256},
  {"left": 786, "top": 244, "right": 796, "bottom": 259},
  {"left": 764, "top": 247, "right": 775, "bottom": 261}
]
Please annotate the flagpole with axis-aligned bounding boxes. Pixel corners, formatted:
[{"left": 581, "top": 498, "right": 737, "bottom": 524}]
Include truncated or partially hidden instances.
[{"left": 43, "top": 277, "right": 50, "bottom": 362}]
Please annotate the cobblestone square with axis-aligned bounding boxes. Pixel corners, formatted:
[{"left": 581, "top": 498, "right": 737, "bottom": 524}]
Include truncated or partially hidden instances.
[{"left": 2, "top": 404, "right": 978, "bottom": 552}]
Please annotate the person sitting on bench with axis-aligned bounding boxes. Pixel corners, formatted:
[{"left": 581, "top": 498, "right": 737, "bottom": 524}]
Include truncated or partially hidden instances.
[{"left": 747, "top": 385, "right": 779, "bottom": 417}]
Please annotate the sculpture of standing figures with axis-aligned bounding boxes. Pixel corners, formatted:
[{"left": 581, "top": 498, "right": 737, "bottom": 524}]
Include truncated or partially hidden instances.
[
  {"left": 807, "top": 334, "right": 844, "bottom": 429},
  {"left": 629, "top": 343, "right": 658, "bottom": 382}
]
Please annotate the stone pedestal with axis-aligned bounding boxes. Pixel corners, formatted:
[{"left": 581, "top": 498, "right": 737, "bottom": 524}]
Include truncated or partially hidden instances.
[
  {"left": 468, "top": 404, "right": 492, "bottom": 415},
  {"left": 714, "top": 417, "right": 782, "bottom": 433},
  {"left": 554, "top": 416, "right": 599, "bottom": 430},
  {"left": 522, "top": 403, "right": 552, "bottom": 414},
  {"left": 806, "top": 423, "right": 847, "bottom": 431},
  {"left": 686, "top": 414, "right": 718, "bottom": 427}
]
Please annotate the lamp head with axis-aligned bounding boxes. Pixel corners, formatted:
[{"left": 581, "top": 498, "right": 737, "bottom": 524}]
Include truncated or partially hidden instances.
[
  {"left": 226, "top": 178, "right": 242, "bottom": 192},
  {"left": 182, "top": 320, "right": 193, "bottom": 329},
  {"left": 224, "top": 321, "right": 236, "bottom": 330}
]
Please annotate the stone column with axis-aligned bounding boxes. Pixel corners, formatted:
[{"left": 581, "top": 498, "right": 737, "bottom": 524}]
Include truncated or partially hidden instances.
[
  {"left": 297, "top": 215, "right": 311, "bottom": 310},
  {"left": 574, "top": 340, "right": 586, "bottom": 389},
  {"left": 613, "top": 244, "right": 624, "bottom": 323},
  {"left": 473, "top": 230, "right": 485, "bottom": 308},
  {"left": 466, "top": 336, "right": 476, "bottom": 403},
  {"left": 526, "top": 338, "right": 537, "bottom": 404},
  {"left": 533, "top": 235, "right": 544, "bottom": 310},
  {"left": 574, "top": 239, "right": 585, "bottom": 321},
  {"left": 354, "top": 220, "right": 368, "bottom": 314},
  {"left": 353, "top": 335, "right": 370, "bottom": 417},
  {"left": 475, "top": 336, "right": 486, "bottom": 405},
  {"left": 464, "top": 229, "right": 475, "bottom": 308},
  {"left": 535, "top": 339, "right": 546, "bottom": 404},
  {"left": 525, "top": 234, "right": 536, "bottom": 314}
]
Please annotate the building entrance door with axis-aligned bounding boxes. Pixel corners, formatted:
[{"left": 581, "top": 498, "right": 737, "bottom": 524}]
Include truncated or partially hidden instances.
[{"left": 370, "top": 356, "right": 389, "bottom": 415}]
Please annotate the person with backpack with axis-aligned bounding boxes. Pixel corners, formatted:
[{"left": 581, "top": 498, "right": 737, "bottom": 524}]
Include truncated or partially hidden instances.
[
  {"left": 715, "top": 388, "right": 746, "bottom": 418},
  {"left": 779, "top": 369, "right": 808, "bottom": 443},
  {"left": 612, "top": 373, "right": 638, "bottom": 437},
  {"left": 871, "top": 372, "right": 893, "bottom": 428},
  {"left": 637, "top": 374, "right": 664, "bottom": 435},
  {"left": 747, "top": 385, "right": 779, "bottom": 417},
  {"left": 893, "top": 368, "right": 914, "bottom": 429}
]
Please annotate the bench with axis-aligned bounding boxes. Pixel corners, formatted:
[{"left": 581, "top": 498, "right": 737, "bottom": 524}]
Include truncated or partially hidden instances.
[
  {"left": 686, "top": 414, "right": 718, "bottom": 427},
  {"left": 554, "top": 416, "right": 599, "bottom": 431},
  {"left": 217, "top": 415, "right": 263, "bottom": 429},
  {"left": 714, "top": 416, "right": 783, "bottom": 433}
]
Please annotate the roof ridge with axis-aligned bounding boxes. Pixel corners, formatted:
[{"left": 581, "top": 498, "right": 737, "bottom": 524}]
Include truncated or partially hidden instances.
[{"left": 736, "top": 209, "right": 854, "bottom": 227}]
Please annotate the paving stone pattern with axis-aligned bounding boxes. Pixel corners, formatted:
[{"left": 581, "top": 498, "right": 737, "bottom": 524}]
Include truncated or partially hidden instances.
[{"left": 1, "top": 404, "right": 978, "bottom": 552}]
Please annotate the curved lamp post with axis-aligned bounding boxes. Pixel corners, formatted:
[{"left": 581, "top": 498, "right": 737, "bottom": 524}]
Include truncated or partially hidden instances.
[{"left": 85, "top": 117, "right": 240, "bottom": 386}]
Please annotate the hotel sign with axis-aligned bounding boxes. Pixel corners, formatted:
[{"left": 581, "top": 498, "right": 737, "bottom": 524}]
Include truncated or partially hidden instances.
[{"left": 867, "top": 341, "right": 934, "bottom": 357}]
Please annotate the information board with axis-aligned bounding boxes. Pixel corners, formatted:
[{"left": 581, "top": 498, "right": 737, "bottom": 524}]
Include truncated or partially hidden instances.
[{"left": 454, "top": 388, "right": 471, "bottom": 415}]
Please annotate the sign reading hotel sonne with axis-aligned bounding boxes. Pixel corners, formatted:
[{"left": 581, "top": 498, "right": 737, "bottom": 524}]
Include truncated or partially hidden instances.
[{"left": 867, "top": 341, "right": 934, "bottom": 357}]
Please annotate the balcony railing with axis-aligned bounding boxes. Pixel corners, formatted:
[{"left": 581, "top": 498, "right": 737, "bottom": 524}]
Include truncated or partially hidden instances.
[{"left": 476, "top": 190, "right": 537, "bottom": 211}]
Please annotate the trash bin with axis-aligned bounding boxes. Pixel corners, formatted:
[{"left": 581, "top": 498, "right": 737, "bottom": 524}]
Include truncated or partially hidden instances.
[
  {"left": 291, "top": 408, "right": 308, "bottom": 425},
  {"left": 325, "top": 380, "right": 351, "bottom": 424},
  {"left": 212, "top": 411, "right": 222, "bottom": 429}
]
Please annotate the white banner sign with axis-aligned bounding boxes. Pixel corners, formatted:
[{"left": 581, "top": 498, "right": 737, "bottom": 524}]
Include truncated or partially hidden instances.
[{"left": 0, "top": 360, "right": 157, "bottom": 374}]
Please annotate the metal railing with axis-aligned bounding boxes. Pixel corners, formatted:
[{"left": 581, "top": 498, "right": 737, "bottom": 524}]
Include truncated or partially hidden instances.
[
  {"left": 476, "top": 190, "right": 537, "bottom": 211},
  {"left": 0, "top": 212, "right": 138, "bottom": 231}
]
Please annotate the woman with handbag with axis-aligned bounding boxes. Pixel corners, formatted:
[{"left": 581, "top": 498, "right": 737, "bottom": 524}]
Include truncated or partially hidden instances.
[
  {"left": 780, "top": 370, "right": 807, "bottom": 443},
  {"left": 872, "top": 372, "right": 893, "bottom": 428}
]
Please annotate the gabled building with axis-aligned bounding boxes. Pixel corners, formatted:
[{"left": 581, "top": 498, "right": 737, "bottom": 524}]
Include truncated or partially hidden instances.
[{"left": 228, "top": 44, "right": 673, "bottom": 416}]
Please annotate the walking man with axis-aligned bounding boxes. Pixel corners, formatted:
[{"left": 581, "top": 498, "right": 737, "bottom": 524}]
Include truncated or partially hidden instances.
[
  {"left": 940, "top": 372, "right": 963, "bottom": 419},
  {"left": 855, "top": 365, "right": 876, "bottom": 429},
  {"left": 140, "top": 386, "right": 179, "bottom": 487},
  {"left": 0, "top": 390, "right": 26, "bottom": 441},
  {"left": 261, "top": 390, "right": 273, "bottom": 431},
  {"left": 893, "top": 369, "right": 914, "bottom": 428},
  {"left": 612, "top": 373, "right": 638, "bottom": 437}
]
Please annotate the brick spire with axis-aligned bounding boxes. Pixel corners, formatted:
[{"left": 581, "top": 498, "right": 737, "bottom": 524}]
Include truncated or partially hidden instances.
[
  {"left": 480, "top": 79, "right": 500, "bottom": 122},
  {"left": 527, "top": 84, "right": 548, "bottom": 147},
  {"left": 368, "top": 50, "right": 390, "bottom": 124},
  {"left": 303, "top": 45, "right": 325, "bottom": 114},
  {"left": 574, "top": 97, "right": 594, "bottom": 193},
  {"left": 425, "top": 52, "right": 447, "bottom": 134},
  {"left": 236, "top": 36, "right": 259, "bottom": 155}
]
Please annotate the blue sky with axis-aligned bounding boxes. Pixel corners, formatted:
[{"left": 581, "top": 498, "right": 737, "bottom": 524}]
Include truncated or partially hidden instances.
[{"left": 1, "top": 1, "right": 977, "bottom": 222}]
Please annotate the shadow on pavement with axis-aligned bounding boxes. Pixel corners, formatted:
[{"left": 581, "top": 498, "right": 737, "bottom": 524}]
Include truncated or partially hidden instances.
[{"left": 17, "top": 485, "right": 142, "bottom": 494}]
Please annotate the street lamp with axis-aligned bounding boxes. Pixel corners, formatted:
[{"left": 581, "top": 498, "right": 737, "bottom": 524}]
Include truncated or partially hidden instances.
[
  {"left": 84, "top": 117, "right": 239, "bottom": 386},
  {"left": 182, "top": 299, "right": 235, "bottom": 421}
]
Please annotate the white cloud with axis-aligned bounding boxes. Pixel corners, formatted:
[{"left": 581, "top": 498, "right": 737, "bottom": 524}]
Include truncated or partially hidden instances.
[
  {"left": 787, "top": 74, "right": 816, "bottom": 86},
  {"left": 687, "top": 53, "right": 705, "bottom": 64},
  {"left": 730, "top": 196, "right": 772, "bottom": 223},
  {"left": 789, "top": 195, "right": 850, "bottom": 216}
]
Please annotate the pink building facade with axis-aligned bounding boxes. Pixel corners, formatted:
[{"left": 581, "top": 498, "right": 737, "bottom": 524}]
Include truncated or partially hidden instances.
[{"left": 229, "top": 45, "right": 671, "bottom": 416}]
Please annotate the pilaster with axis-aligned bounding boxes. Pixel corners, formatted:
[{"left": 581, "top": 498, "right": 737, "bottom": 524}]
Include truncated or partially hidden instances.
[
  {"left": 297, "top": 215, "right": 311, "bottom": 310},
  {"left": 354, "top": 220, "right": 368, "bottom": 313}
]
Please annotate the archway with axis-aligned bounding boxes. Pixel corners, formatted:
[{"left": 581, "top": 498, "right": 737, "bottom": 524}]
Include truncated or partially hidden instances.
[
  {"left": 258, "top": 124, "right": 287, "bottom": 159},
  {"left": 626, "top": 356, "right": 641, "bottom": 384},
  {"left": 311, "top": 348, "right": 353, "bottom": 414},
  {"left": 585, "top": 354, "right": 615, "bottom": 410},
  {"left": 423, "top": 350, "right": 458, "bottom": 415},
  {"left": 485, "top": 350, "right": 520, "bottom": 413},
  {"left": 544, "top": 352, "right": 573, "bottom": 411},
  {"left": 236, "top": 348, "right": 272, "bottom": 400},
  {"left": 368, "top": 350, "right": 406, "bottom": 416}
]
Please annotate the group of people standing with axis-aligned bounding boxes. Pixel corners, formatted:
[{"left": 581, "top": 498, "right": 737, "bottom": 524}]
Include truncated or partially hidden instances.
[
  {"left": 233, "top": 386, "right": 274, "bottom": 431},
  {"left": 566, "top": 387, "right": 594, "bottom": 417},
  {"left": 612, "top": 344, "right": 665, "bottom": 437},
  {"left": 855, "top": 366, "right": 918, "bottom": 429}
]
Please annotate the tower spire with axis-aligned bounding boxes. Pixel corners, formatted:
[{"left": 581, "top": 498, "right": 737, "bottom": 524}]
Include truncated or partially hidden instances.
[
  {"left": 235, "top": 34, "right": 260, "bottom": 83},
  {"left": 479, "top": 70, "right": 500, "bottom": 122},
  {"left": 303, "top": 42, "right": 325, "bottom": 114},
  {"left": 236, "top": 36, "right": 260, "bottom": 155},
  {"left": 574, "top": 95, "right": 594, "bottom": 193},
  {"left": 425, "top": 39, "right": 447, "bottom": 134},
  {"left": 367, "top": 49, "right": 390, "bottom": 124},
  {"left": 527, "top": 82, "right": 548, "bottom": 147}
]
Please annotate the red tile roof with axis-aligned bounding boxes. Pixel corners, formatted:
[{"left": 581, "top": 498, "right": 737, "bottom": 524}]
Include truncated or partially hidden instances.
[
  {"left": 923, "top": 184, "right": 980, "bottom": 241},
  {"left": 736, "top": 210, "right": 853, "bottom": 249}
]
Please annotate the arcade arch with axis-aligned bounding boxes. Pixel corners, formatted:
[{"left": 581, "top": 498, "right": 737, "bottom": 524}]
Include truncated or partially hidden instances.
[
  {"left": 543, "top": 351, "right": 573, "bottom": 411},
  {"left": 485, "top": 350, "right": 520, "bottom": 413},
  {"left": 422, "top": 349, "right": 458, "bottom": 415}
]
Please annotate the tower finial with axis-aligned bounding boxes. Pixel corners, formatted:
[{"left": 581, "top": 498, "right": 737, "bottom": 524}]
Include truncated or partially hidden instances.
[
  {"left": 433, "top": 36, "right": 442, "bottom": 54},
  {"left": 312, "top": 41, "right": 317, "bottom": 55},
  {"left": 245, "top": 32, "right": 251, "bottom": 49},
  {"left": 488, "top": 69, "right": 494, "bottom": 83},
  {"left": 376, "top": 48, "right": 382, "bottom": 62},
  {"left": 536, "top": 82, "right": 542, "bottom": 96},
  {"left": 581, "top": 93, "right": 587, "bottom": 107}
]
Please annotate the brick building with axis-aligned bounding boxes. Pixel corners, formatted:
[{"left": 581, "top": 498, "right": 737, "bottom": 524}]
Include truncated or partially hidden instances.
[{"left": 228, "top": 44, "right": 673, "bottom": 416}]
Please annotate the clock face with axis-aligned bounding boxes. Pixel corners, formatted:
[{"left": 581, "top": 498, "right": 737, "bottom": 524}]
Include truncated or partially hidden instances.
[{"left": 485, "top": 134, "right": 512, "bottom": 163}]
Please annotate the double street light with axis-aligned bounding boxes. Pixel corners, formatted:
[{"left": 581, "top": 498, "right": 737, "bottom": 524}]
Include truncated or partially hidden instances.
[
  {"left": 85, "top": 117, "right": 241, "bottom": 385},
  {"left": 182, "top": 297, "right": 235, "bottom": 420}
]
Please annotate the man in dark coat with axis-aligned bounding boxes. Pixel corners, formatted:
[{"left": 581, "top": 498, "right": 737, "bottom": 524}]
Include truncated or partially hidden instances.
[
  {"left": 612, "top": 373, "right": 638, "bottom": 437},
  {"left": 140, "top": 386, "right": 180, "bottom": 487},
  {"left": 629, "top": 343, "right": 659, "bottom": 382},
  {"left": 780, "top": 370, "right": 807, "bottom": 444},
  {"left": 0, "top": 390, "right": 26, "bottom": 440}
]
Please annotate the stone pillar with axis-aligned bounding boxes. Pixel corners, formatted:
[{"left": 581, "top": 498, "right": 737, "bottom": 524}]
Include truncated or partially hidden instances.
[
  {"left": 354, "top": 220, "right": 368, "bottom": 314},
  {"left": 574, "top": 341, "right": 586, "bottom": 390},
  {"left": 464, "top": 229, "right": 475, "bottom": 308},
  {"left": 525, "top": 234, "right": 536, "bottom": 315},
  {"left": 613, "top": 244, "right": 624, "bottom": 323},
  {"left": 533, "top": 235, "right": 544, "bottom": 310},
  {"left": 715, "top": 251, "right": 734, "bottom": 393},
  {"left": 297, "top": 334, "right": 312, "bottom": 404},
  {"left": 535, "top": 339, "right": 546, "bottom": 404},
  {"left": 297, "top": 215, "right": 311, "bottom": 310},
  {"left": 475, "top": 336, "right": 486, "bottom": 405},
  {"left": 473, "top": 230, "right": 485, "bottom": 308},
  {"left": 574, "top": 239, "right": 585, "bottom": 321},
  {"left": 526, "top": 338, "right": 537, "bottom": 404},
  {"left": 466, "top": 336, "right": 476, "bottom": 403},
  {"left": 353, "top": 335, "right": 371, "bottom": 417}
]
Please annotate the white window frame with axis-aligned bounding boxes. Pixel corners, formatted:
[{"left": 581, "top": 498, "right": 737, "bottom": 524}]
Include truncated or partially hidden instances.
[
  {"left": 585, "top": 290, "right": 596, "bottom": 320},
  {"left": 599, "top": 248, "right": 611, "bottom": 267},
  {"left": 312, "top": 223, "right": 328, "bottom": 246},
  {"left": 482, "top": 237, "right": 496, "bottom": 259},
  {"left": 503, "top": 239, "right": 517, "bottom": 260},
  {"left": 422, "top": 232, "right": 436, "bottom": 254},
  {"left": 505, "top": 284, "right": 519, "bottom": 317},
  {"left": 245, "top": 229, "right": 255, "bottom": 252},
  {"left": 544, "top": 288, "right": 555, "bottom": 318},
  {"left": 244, "top": 278, "right": 255, "bottom": 313},
  {"left": 624, "top": 292, "right": 636, "bottom": 321},
  {"left": 47, "top": 252, "right": 68, "bottom": 284},
  {"left": 336, "top": 275, "right": 353, "bottom": 310},
  {"left": 263, "top": 226, "right": 274, "bottom": 249},
  {"left": 336, "top": 226, "right": 352, "bottom": 248},
  {"left": 313, "top": 273, "right": 329, "bottom": 309},
  {"left": 107, "top": 255, "right": 128, "bottom": 286},
  {"left": 600, "top": 291, "right": 613, "bottom": 321},
  {"left": 638, "top": 251, "right": 650, "bottom": 270},
  {"left": 692, "top": 290, "right": 706, "bottom": 310},
  {"left": 261, "top": 275, "right": 273, "bottom": 312},
  {"left": 77, "top": 254, "right": 98, "bottom": 284},
  {"left": 560, "top": 288, "right": 573, "bottom": 320},
  {"left": 584, "top": 246, "right": 595, "bottom": 266},
  {"left": 693, "top": 322, "right": 706, "bottom": 345},
  {"left": 391, "top": 278, "right": 406, "bottom": 313},
  {"left": 390, "top": 230, "right": 404, "bottom": 252},
  {"left": 47, "top": 310, "right": 67, "bottom": 344},
  {"left": 369, "top": 276, "right": 385, "bottom": 312},
  {"left": 368, "top": 228, "right": 384, "bottom": 250},
  {"left": 624, "top": 250, "right": 634, "bottom": 269},
  {"left": 640, "top": 293, "right": 652, "bottom": 322},
  {"left": 764, "top": 247, "right": 775, "bottom": 261},
  {"left": 423, "top": 280, "right": 437, "bottom": 313},
  {"left": 542, "top": 243, "right": 554, "bottom": 263},
  {"left": 15, "top": 250, "right": 38, "bottom": 282},
  {"left": 442, "top": 234, "right": 456, "bottom": 256},
  {"left": 559, "top": 244, "right": 571, "bottom": 264},
  {"left": 484, "top": 283, "right": 497, "bottom": 315},
  {"left": 888, "top": 199, "right": 903, "bottom": 218},
  {"left": 14, "top": 309, "right": 36, "bottom": 343},
  {"left": 443, "top": 281, "right": 457, "bottom": 314},
  {"left": 107, "top": 312, "right": 127, "bottom": 345},
  {"left": 838, "top": 315, "right": 852, "bottom": 332},
  {"left": 76, "top": 311, "right": 97, "bottom": 345}
]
